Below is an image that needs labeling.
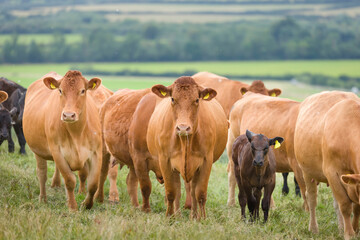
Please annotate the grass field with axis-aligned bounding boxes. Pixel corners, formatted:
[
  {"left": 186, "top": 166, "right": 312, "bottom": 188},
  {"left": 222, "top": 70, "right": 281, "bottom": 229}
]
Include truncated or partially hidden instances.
[{"left": 1, "top": 60, "right": 359, "bottom": 89}]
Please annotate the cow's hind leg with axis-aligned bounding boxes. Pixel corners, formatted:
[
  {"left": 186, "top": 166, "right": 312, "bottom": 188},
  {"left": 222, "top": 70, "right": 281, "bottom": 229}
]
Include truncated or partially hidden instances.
[
  {"left": 127, "top": 167, "right": 140, "bottom": 208},
  {"left": 227, "top": 145, "right": 237, "bottom": 206},
  {"left": 35, "top": 154, "right": 47, "bottom": 203},
  {"left": 303, "top": 173, "right": 318, "bottom": 233},
  {"left": 95, "top": 152, "right": 110, "bottom": 203},
  {"left": 352, "top": 203, "right": 360, "bottom": 233},
  {"left": 51, "top": 165, "right": 61, "bottom": 188},
  {"left": 108, "top": 157, "right": 119, "bottom": 203},
  {"left": 282, "top": 172, "right": 289, "bottom": 195},
  {"left": 78, "top": 162, "right": 89, "bottom": 194}
]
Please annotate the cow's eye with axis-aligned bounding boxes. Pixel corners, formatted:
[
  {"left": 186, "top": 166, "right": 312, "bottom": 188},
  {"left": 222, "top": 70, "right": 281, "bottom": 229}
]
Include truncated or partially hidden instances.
[
  {"left": 80, "top": 89, "right": 86, "bottom": 95},
  {"left": 195, "top": 99, "right": 199, "bottom": 104},
  {"left": 171, "top": 98, "right": 175, "bottom": 104},
  {"left": 59, "top": 89, "right": 62, "bottom": 95}
]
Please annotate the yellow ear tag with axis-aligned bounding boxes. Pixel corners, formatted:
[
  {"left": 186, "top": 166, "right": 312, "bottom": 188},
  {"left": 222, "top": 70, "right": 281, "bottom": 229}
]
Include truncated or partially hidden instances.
[
  {"left": 160, "top": 90, "right": 167, "bottom": 97},
  {"left": 203, "top": 93, "right": 210, "bottom": 100},
  {"left": 271, "top": 92, "right": 276, "bottom": 97},
  {"left": 92, "top": 82, "right": 96, "bottom": 89},
  {"left": 274, "top": 140, "right": 281, "bottom": 149},
  {"left": 241, "top": 91, "right": 246, "bottom": 95},
  {"left": 50, "top": 82, "right": 56, "bottom": 89}
]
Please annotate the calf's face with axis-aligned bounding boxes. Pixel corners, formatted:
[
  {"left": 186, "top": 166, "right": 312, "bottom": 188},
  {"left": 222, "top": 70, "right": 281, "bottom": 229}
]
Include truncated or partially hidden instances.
[
  {"left": 246, "top": 130, "right": 284, "bottom": 167},
  {"left": 241, "top": 80, "right": 282, "bottom": 97},
  {"left": 0, "top": 109, "right": 11, "bottom": 140},
  {"left": 43, "top": 71, "right": 101, "bottom": 123},
  {"left": 152, "top": 76, "right": 216, "bottom": 136}
]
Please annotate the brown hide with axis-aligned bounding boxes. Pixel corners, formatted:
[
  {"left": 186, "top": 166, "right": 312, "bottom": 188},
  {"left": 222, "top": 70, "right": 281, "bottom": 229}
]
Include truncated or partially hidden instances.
[
  {"left": 227, "top": 92, "right": 307, "bottom": 209},
  {"left": 0, "top": 91, "right": 8, "bottom": 103},
  {"left": 147, "top": 76, "right": 228, "bottom": 219},
  {"left": 192, "top": 72, "right": 281, "bottom": 117},
  {"left": 232, "top": 132, "right": 279, "bottom": 222},
  {"left": 97, "top": 88, "right": 163, "bottom": 211},
  {"left": 294, "top": 91, "right": 360, "bottom": 239},
  {"left": 23, "top": 71, "right": 102, "bottom": 211}
]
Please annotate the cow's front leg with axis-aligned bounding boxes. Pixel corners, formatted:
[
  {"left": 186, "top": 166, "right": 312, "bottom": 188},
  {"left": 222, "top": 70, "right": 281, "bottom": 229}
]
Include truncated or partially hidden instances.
[
  {"left": 95, "top": 151, "right": 110, "bottom": 203},
  {"left": 78, "top": 161, "right": 89, "bottom": 194},
  {"left": 7, "top": 129, "right": 14, "bottom": 153},
  {"left": 55, "top": 157, "right": 77, "bottom": 211},
  {"left": 51, "top": 165, "right": 61, "bottom": 188},
  {"left": 262, "top": 181, "right": 275, "bottom": 223},
  {"left": 82, "top": 152, "right": 101, "bottom": 210}
]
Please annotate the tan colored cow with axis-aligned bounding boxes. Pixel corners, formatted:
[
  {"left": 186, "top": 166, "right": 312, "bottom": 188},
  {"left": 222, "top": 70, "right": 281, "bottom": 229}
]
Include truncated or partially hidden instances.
[
  {"left": 95, "top": 88, "right": 164, "bottom": 212},
  {"left": 0, "top": 91, "right": 8, "bottom": 103},
  {"left": 23, "top": 71, "right": 102, "bottom": 211},
  {"left": 227, "top": 92, "right": 308, "bottom": 209},
  {"left": 192, "top": 72, "right": 281, "bottom": 118},
  {"left": 294, "top": 91, "right": 360, "bottom": 240},
  {"left": 147, "top": 76, "right": 228, "bottom": 219}
]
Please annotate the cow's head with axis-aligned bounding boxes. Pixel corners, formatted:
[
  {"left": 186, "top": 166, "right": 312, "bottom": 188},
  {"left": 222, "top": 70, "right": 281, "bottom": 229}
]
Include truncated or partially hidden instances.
[
  {"left": 43, "top": 71, "right": 101, "bottom": 123},
  {"left": 152, "top": 76, "right": 216, "bottom": 137},
  {"left": 0, "top": 109, "right": 12, "bottom": 141},
  {"left": 0, "top": 91, "right": 8, "bottom": 103},
  {"left": 246, "top": 130, "right": 284, "bottom": 167},
  {"left": 241, "top": 80, "right": 281, "bottom": 97}
]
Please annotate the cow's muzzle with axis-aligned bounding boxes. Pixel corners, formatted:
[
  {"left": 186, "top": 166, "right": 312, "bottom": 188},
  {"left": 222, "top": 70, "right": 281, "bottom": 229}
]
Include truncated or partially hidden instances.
[
  {"left": 61, "top": 111, "right": 77, "bottom": 123},
  {"left": 253, "top": 160, "right": 264, "bottom": 167},
  {"left": 176, "top": 124, "right": 192, "bottom": 136}
]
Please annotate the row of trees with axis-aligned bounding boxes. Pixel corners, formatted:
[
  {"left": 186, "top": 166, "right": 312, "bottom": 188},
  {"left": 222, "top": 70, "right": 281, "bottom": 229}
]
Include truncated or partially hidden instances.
[{"left": 1, "top": 16, "right": 360, "bottom": 63}]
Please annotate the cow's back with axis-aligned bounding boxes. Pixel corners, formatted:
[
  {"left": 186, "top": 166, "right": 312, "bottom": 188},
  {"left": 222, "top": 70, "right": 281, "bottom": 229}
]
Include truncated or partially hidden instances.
[
  {"left": 294, "top": 91, "right": 359, "bottom": 181},
  {"left": 193, "top": 72, "right": 246, "bottom": 117},
  {"left": 230, "top": 92, "right": 299, "bottom": 172}
]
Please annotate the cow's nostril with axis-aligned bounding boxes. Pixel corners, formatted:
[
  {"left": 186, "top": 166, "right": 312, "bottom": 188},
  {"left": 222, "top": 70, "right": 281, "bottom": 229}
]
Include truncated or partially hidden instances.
[{"left": 186, "top": 127, "right": 191, "bottom": 132}]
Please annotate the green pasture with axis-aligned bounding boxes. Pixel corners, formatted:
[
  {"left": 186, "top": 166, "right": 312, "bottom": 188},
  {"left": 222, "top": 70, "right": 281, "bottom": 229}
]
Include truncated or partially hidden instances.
[
  {"left": 0, "top": 34, "right": 83, "bottom": 45},
  {"left": 0, "top": 143, "right": 342, "bottom": 240},
  {"left": 1, "top": 60, "right": 359, "bottom": 87}
]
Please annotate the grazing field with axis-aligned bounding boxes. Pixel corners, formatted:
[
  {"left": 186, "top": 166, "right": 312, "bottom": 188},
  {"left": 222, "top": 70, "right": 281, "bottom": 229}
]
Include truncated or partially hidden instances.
[
  {"left": 0, "top": 74, "right": 349, "bottom": 239},
  {"left": 0, "top": 144, "right": 341, "bottom": 240},
  {"left": 1, "top": 60, "right": 359, "bottom": 90}
]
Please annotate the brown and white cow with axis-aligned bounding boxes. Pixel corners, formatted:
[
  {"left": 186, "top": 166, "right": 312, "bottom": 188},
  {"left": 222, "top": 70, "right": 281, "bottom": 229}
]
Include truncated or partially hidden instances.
[
  {"left": 95, "top": 88, "right": 164, "bottom": 212},
  {"left": 192, "top": 72, "right": 281, "bottom": 118},
  {"left": 294, "top": 91, "right": 360, "bottom": 240},
  {"left": 147, "top": 76, "right": 228, "bottom": 219},
  {"left": 0, "top": 91, "right": 8, "bottom": 103},
  {"left": 23, "top": 71, "right": 102, "bottom": 211},
  {"left": 232, "top": 130, "right": 283, "bottom": 222},
  {"left": 227, "top": 92, "right": 308, "bottom": 209}
]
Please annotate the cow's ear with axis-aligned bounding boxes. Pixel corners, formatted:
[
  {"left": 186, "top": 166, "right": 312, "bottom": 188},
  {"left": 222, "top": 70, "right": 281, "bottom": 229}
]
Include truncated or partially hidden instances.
[
  {"left": 200, "top": 88, "right": 216, "bottom": 101},
  {"left": 268, "top": 88, "right": 282, "bottom": 97},
  {"left": 0, "top": 91, "right": 8, "bottom": 103},
  {"left": 269, "top": 136, "right": 284, "bottom": 149},
  {"left": 43, "top": 77, "right": 60, "bottom": 90},
  {"left": 240, "top": 87, "right": 248, "bottom": 95},
  {"left": 341, "top": 174, "right": 360, "bottom": 186},
  {"left": 87, "top": 77, "right": 101, "bottom": 91},
  {"left": 152, "top": 84, "right": 171, "bottom": 98},
  {"left": 246, "top": 129, "right": 255, "bottom": 142}
]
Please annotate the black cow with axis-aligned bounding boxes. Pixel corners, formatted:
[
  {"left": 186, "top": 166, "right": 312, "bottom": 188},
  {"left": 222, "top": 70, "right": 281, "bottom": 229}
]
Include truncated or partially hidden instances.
[
  {"left": 232, "top": 130, "right": 283, "bottom": 223},
  {"left": 0, "top": 108, "right": 14, "bottom": 152},
  {"left": 0, "top": 77, "right": 27, "bottom": 154}
]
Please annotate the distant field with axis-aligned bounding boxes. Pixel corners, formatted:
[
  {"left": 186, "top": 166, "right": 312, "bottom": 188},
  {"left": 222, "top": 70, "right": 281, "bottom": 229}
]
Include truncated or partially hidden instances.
[
  {"left": 9, "top": 2, "right": 360, "bottom": 23},
  {"left": 0, "top": 61, "right": 350, "bottom": 101},
  {"left": 1, "top": 60, "right": 359, "bottom": 86}
]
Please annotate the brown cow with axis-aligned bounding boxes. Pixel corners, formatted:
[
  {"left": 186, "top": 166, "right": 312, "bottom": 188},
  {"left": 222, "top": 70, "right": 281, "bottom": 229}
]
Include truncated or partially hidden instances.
[
  {"left": 294, "top": 91, "right": 360, "bottom": 240},
  {"left": 147, "top": 76, "right": 228, "bottom": 219},
  {"left": 23, "top": 71, "right": 102, "bottom": 211},
  {"left": 232, "top": 130, "right": 283, "bottom": 222},
  {"left": 192, "top": 72, "right": 281, "bottom": 118},
  {"left": 0, "top": 90, "right": 8, "bottom": 103},
  {"left": 95, "top": 88, "right": 164, "bottom": 212},
  {"left": 227, "top": 92, "right": 308, "bottom": 210},
  {"left": 50, "top": 82, "right": 114, "bottom": 199}
]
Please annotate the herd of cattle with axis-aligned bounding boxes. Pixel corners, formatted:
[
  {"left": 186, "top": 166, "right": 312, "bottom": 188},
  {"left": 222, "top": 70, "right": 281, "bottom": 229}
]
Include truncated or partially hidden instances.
[{"left": 1, "top": 70, "right": 360, "bottom": 239}]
